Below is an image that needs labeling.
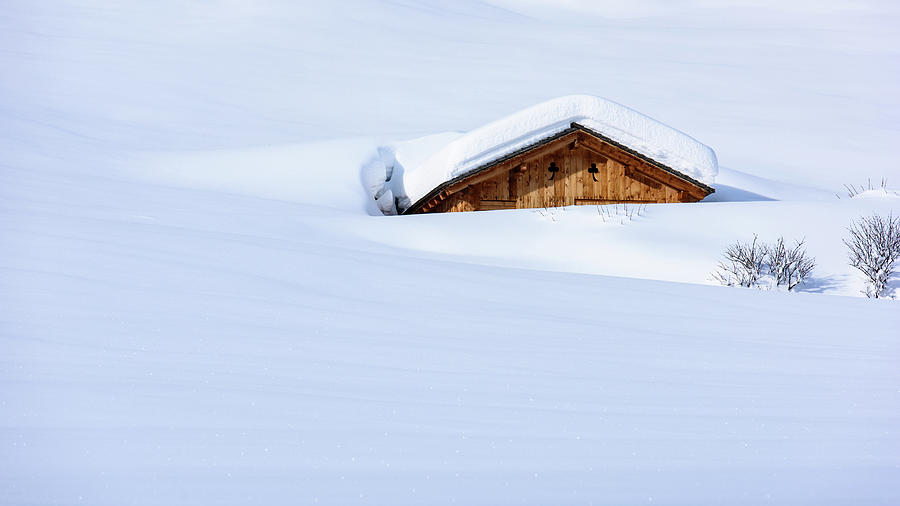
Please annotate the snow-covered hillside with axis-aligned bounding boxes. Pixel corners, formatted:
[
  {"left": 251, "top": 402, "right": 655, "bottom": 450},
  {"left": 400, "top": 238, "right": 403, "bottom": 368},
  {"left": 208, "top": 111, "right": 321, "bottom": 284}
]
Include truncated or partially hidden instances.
[{"left": 2, "top": 1, "right": 899, "bottom": 505}]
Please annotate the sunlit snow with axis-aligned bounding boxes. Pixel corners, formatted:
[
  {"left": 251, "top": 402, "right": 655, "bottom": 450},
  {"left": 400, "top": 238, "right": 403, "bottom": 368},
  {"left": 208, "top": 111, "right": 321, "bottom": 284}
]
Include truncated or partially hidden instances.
[{"left": 2, "top": 1, "right": 899, "bottom": 505}]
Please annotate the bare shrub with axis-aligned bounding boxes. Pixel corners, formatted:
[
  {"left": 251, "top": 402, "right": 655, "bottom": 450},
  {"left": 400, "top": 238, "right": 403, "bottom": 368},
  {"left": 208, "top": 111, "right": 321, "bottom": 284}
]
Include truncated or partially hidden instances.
[
  {"left": 844, "top": 212, "right": 900, "bottom": 298},
  {"left": 764, "top": 237, "right": 816, "bottom": 291},
  {"left": 714, "top": 235, "right": 816, "bottom": 291},
  {"left": 713, "top": 235, "right": 766, "bottom": 287},
  {"left": 840, "top": 178, "right": 887, "bottom": 199},
  {"left": 595, "top": 203, "right": 647, "bottom": 224}
]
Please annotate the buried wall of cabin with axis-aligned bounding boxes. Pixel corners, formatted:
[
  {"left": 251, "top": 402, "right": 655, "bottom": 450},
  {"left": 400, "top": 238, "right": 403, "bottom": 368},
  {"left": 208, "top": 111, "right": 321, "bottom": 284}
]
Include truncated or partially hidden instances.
[{"left": 418, "top": 131, "right": 709, "bottom": 214}]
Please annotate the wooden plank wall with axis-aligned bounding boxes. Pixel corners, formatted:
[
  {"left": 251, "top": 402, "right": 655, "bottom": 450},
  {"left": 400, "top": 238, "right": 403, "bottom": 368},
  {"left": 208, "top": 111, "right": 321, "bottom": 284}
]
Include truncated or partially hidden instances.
[{"left": 431, "top": 133, "right": 704, "bottom": 213}]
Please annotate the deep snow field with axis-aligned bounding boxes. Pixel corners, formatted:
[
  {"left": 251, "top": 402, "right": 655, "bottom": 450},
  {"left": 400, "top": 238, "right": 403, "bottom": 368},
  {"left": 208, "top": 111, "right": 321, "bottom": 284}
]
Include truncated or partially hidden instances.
[{"left": 2, "top": 1, "right": 900, "bottom": 505}]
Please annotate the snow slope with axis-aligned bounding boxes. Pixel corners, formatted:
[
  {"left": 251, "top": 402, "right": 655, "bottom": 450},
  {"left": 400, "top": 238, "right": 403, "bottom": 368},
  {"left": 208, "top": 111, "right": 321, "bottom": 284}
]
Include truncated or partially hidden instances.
[
  {"left": 130, "top": 138, "right": 896, "bottom": 298},
  {"left": 4, "top": 164, "right": 900, "bottom": 506},
  {"left": 3, "top": 1, "right": 900, "bottom": 505}
]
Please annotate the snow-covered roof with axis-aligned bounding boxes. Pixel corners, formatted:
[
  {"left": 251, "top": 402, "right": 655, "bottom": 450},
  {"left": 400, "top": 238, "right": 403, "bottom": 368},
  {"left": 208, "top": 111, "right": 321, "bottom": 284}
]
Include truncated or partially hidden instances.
[{"left": 384, "top": 95, "right": 717, "bottom": 211}]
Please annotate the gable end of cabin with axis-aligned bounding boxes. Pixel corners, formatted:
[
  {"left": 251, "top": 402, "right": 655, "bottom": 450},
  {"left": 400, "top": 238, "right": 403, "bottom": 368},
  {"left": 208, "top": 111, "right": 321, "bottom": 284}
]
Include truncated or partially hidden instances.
[{"left": 404, "top": 123, "right": 715, "bottom": 214}]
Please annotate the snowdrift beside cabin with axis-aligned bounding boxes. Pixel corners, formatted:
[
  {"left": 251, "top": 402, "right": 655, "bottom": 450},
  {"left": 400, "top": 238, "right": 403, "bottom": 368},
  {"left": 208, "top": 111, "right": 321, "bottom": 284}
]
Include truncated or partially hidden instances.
[
  {"left": 362, "top": 132, "right": 464, "bottom": 215},
  {"left": 364, "top": 95, "right": 718, "bottom": 214}
]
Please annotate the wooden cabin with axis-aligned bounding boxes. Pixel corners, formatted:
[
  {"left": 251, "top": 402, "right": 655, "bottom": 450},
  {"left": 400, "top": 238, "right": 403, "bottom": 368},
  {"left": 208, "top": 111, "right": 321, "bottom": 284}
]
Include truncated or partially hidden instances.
[{"left": 404, "top": 123, "right": 715, "bottom": 215}]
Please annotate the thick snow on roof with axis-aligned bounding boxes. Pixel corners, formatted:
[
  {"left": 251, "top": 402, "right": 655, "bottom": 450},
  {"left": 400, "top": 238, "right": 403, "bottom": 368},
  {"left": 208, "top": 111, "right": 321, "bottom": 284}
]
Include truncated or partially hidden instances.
[{"left": 399, "top": 95, "right": 718, "bottom": 207}]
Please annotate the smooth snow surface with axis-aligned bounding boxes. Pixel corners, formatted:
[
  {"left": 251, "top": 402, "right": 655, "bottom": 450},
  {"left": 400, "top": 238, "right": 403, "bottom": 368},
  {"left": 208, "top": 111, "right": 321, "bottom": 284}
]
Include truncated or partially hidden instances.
[
  {"left": 4, "top": 166, "right": 900, "bottom": 506},
  {"left": 3, "top": 1, "right": 900, "bottom": 505},
  {"left": 393, "top": 95, "right": 718, "bottom": 209}
]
